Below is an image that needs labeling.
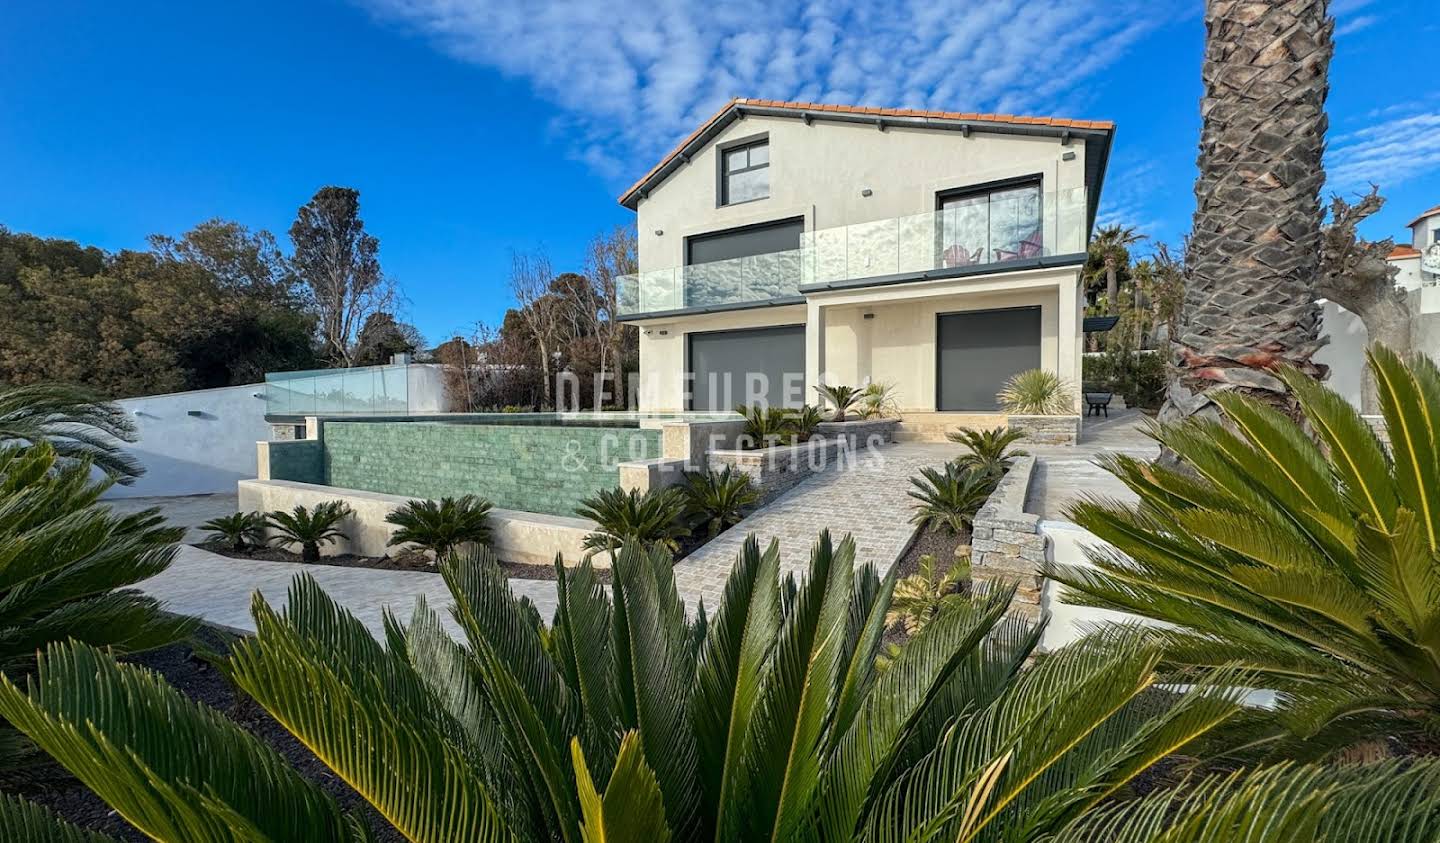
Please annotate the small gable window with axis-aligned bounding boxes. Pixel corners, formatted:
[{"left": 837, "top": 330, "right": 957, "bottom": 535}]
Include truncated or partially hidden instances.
[{"left": 721, "top": 139, "right": 769, "bottom": 205}]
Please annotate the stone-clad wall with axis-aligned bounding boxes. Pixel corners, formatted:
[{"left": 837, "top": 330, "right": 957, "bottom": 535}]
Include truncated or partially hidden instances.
[
  {"left": 970, "top": 455, "right": 1045, "bottom": 618},
  {"left": 321, "top": 421, "right": 661, "bottom": 517},
  {"left": 259, "top": 440, "right": 325, "bottom": 484},
  {"left": 1007, "top": 415, "right": 1081, "bottom": 446}
]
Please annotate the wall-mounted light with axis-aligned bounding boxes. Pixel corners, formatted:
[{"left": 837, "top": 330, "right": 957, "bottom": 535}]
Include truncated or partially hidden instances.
[
  {"left": 1061, "top": 151, "right": 1077, "bottom": 161},
  {"left": 654, "top": 229, "right": 664, "bottom": 236},
  {"left": 186, "top": 410, "right": 204, "bottom": 417},
  {"left": 863, "top": 312, "right": 875, "bottom": 320},
  {"left": 860, "top": 188, "right": 873, "bottom": 197},
  {"left": 252, "top": 392, "right": 265, "bottom": 399},
  {"left": 658, "top": 330, "right": 669, "bottom": 336}
]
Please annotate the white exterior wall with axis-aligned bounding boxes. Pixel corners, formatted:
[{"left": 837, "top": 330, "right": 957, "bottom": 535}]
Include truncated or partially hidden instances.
[
  {"left": 102, "top": 382, "right": 273, "bottom": 499},
  {"left": 634, "top": 114, "right": 1089, "bottom": 275}
]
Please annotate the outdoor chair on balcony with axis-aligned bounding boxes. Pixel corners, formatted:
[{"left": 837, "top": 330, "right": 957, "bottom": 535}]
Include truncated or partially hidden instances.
[
  {"left": 941, "top": 244, "right": 983, "bottom": 268},
  {"left": 993, "top": 230, "right": 1045, "bottom": 263}
]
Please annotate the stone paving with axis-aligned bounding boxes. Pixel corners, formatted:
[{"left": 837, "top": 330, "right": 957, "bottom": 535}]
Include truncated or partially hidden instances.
[
  {"left": 673, "top": 442, "right": 958, "bottom": 609},
  {"left": 138, "top": 544, "right": 558, "bottom": 640},
  {"left": 104, "top": 493, "right": 239, "bottom": 543},
  {"left": 1025, "top": 410, "right": 1158, "bottom": 521}
]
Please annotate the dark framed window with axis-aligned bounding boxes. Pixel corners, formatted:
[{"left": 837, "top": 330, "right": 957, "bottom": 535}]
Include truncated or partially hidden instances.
[
  {"left": 720, "top": 139, "right": 769, "bottom": 205},
  {"left": 936, "top": 177, "right": 1044, "bottom": 268}
]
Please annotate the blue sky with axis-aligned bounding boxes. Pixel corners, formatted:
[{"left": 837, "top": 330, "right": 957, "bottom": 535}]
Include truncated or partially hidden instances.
[{"left": 2, "top": 0, "right": 1435, "bottom": 344}]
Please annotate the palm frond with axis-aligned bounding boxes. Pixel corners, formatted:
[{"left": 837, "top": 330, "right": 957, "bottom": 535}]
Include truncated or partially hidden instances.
[{"left": 0, "top": 383, "right": 143, "bottom": 482}]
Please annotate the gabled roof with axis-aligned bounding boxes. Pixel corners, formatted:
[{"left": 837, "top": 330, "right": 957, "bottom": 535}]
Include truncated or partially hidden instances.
[
  {"left": 1388, "top": 245, "right": 1422, "bottom": 260},
  {"left": 1407, "top": 205, "right": 1440, "bottom": 228},
  {"left": 617, "top": 98, "right": 1117, "bottom": 233}
]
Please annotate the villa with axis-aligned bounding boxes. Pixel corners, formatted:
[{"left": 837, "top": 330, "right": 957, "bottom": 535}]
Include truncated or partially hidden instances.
[{"left": 616, "top": 98, "right": 1115, "bottom": 434}]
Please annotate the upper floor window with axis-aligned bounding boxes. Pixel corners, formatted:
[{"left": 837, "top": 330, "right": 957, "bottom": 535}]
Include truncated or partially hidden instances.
[
  {"left": 938, "top": 180, "right": 1043, "bottom": 267},
  {"left": 721, "top": 139, "right": 769, "bottom": 205}
]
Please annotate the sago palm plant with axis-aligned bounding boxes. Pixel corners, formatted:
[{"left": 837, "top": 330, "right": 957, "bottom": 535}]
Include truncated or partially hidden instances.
[
  {"left": 385, "top": 495, "right": 493, "bottom": 560},
  {"left": 200, "top": 511, "right": 267, "bottom": 552},
  {"left": 909, "top": 463, "right": 996, "bottom": 535},
  {"left": 0, "top": 532, "right": 1307, "bottom": 841},
  {"left": 788, "top": 403, "right": 826, "bottom": 442},
  {"left": 886, "top": 552, "right": 970, "bottom": 634},
  {"left": 736, "top": 404, "right": 792, "bottom": 449},
  {"left": 997, "top": 368, "right": 1074, "bottom": 415},
  {"left": 575, "top": 485, "right": 689, "bottom": 558},
  {"left": 265, "top": 501, "right": 352, "bottom": 562},
  {"left": 0, "top": 382, "right": 144, "bottom": 483},
  {"left": 682, "top": 466, "right": 759, "bottom": 538},
  {"left": 1052, "top": 344, "right": 1440, "bottom": 759},
  {"left": 947, "top": 426, "right": 1028, "bottom": 481},
  {"left": 814, "top": 383, "right": 863, "bottom": 421}
]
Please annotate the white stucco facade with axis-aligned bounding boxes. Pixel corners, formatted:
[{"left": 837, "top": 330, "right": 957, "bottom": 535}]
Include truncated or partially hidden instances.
[{"left": 620, "top": 100, "right": 1108, "bottom": 416}]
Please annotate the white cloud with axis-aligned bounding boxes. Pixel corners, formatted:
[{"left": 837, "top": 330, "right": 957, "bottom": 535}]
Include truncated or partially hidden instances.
[
  {"left": 1328, "top": 112, "right": 1440, "bottom": 190},
  {"left": 356, "top": 0, "right": 1177, "bottom": 185},
  {"left": 1095, "top": 160, "right": 1167, "bottom": 238},
  {"left": 1335, "top": 14, "right": 1378, "bottom": 37}
]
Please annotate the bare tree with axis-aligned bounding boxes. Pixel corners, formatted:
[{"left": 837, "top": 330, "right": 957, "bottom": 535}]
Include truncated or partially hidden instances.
[
  {"left": 584, "top": 225, "right": 638, "bottom": 408},
  {"left": 289, "top": 187, "right": 394, "bottom": 366},
  {"left": 1316, "top": 187, "right": 1408, "bottom": 412},
  {"left": 509, "top": 250, "right": 564, "bottom": 409}
]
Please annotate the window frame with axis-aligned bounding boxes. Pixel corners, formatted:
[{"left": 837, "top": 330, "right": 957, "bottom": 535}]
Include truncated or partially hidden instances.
[
  {"left": 935, "top": 173, "right": 1045, "bottom": 266},
  {"left": 716, "top": 133, "right": 771, "bottom": 207}
]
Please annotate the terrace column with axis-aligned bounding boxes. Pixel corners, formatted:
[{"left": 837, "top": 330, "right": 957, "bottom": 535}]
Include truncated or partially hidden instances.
[
  {"left": 1057, "top": 274, "right": 1081, "bottom": 414},
  {"left": 805, "top": 299, "right": 826, "bottom": 398}
]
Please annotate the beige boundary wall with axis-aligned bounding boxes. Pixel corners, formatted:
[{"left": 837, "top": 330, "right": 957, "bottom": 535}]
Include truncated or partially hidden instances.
[{"left": 238, "top": 479, "right": 612, "bottom": 568}]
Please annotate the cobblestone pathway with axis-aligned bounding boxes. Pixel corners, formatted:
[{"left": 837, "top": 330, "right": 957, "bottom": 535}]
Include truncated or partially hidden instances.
[{"left": 673, "top": 442, "right": 957, "bottom": 609}]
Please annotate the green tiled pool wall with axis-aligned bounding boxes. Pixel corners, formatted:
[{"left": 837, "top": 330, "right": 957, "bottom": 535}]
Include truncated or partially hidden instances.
[
  {"left": 321, "top": 421, "right": 661, "bottom": 516},
  {"left": 268, "top": 440, "right": 324, "bottom": 484}
]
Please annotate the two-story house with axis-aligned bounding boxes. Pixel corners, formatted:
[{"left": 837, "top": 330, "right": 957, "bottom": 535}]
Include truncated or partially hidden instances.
[{"left": 616, "top": 98, "right": 1114, "bottom": 435}]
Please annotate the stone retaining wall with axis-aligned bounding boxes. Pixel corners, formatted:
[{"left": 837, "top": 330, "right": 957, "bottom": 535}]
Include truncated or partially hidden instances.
[
  {"left": 1007, "top": 415, "right": 1081, "bottom": 446},
  {"left": 970, "top": 455, "right": 1045, "bottom": 618},
  {"left": 815, "top": 418, "right": 899, "bottom": 449},
  {"left": 708, "top": 436, "right": 854, "bottom": 499}
]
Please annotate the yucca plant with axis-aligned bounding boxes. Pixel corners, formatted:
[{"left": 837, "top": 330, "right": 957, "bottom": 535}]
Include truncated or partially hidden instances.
[
  {"left": 0, "top": 532, "right": 1303, "bottom": 841},
  {"left": 997, "top": 368, "right": 1075, "bottom": 415},
  {"left": 787, "top": 403, "right": 826, "bottom": 443},
  {"left": 0, "top": 382, "right": 144, "bottom": 482},
  {"left": 858, "top": 381, "right": 901, "bottom": 419},
  {"left": 265, "top": 501, "right": 352, "bottom": 562},
  {"left": 886, "top": 552, "right": 971, "bottom": 634},
  {"left": 200, "top": 511, "right": 267, "bottom": 552},
  {"left": 1051, "top": 344, "right": 1440, "bottom": 760},
  {"left": 948, "top": 426, "right": 1029, "bottom": 481},
  {"left": 575, "top": 485, "right": 689, "bottom": 558},
  {"left": 909, "top": 463, "right": 997, "bottom": 535},
  {"left": 814, "top": 383, "right": 863, "bottom": 421},
  {"left": 682, "top": 466, "right": 759, "bottom": 538},
  {"left": 385, "top": 495, "right": 492, "bottom": 560}
]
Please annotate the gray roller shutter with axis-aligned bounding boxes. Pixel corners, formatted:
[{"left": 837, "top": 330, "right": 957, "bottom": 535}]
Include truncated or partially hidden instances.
[
  {"left": 688, "top": 325, "right": 805, "bottom": 411},
  {"left": 937, "top": 307, "right": 1042, "bottom": 411}
]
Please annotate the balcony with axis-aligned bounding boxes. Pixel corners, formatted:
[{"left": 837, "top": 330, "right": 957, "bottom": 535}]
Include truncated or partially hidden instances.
[{"left": 618, "top": 186, "right": 1087, "bottom": 317}]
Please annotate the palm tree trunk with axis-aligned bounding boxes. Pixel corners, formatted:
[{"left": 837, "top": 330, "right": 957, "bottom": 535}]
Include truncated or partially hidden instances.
[{"left": 1159, "top": 0, "right": 1332, "bottom": 429}]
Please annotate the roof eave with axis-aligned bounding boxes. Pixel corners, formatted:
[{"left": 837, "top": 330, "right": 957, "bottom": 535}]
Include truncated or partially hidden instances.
[{"left": 618, "top": 102, "right": 1116, "bottom": 212}]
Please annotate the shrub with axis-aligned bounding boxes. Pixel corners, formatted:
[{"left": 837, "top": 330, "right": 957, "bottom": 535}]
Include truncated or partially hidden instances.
[
  {"left": 997, "top": 368, "right": 1075, "bottom": 415},
  {"left": 736, "top": 404, "right": 792, "bottom": 449},
  {"left": 908, "top": 463, "right": 996, "bottom": 535},
  {"left": 787, "top": 404, "right": 825, "bottom": 442},
  {"left": 265, "top": 501, "right": 351, "bottom": 562},
  {"left": 857, "top": 381, "right": 901, "bottom": 419},
  {"left": 201, "top": 511, "right": 268, "bottom": 552},
  {"left": 1083, "top": 348, "right": 1166, "bottom": 409},
  {"left": 682, "top": 467, "right": 759, "bottom": 538},
  {"left": 385, "top": 495, "right": 492, "bottom": 560},
  {"left": 814, "top": 383, "right": 863, "bottom": 421},
  {"left": 1, "top": 532, "right": 1371, "bottom": 842},
  {"left": 575, "top": 486, "right": 689, "bottom": 558},
  {"left": 886, "top": 552, "right": 971, "bottom": 634},
  {"left": 947, "top": 426, "right": 1028, "bottom": 481},
  {"left": 1053, "top": 344, "right": 1440, "bottom": 759}
]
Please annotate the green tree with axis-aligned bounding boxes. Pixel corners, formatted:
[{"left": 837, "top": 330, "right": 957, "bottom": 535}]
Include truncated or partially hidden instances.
[
  {"left": 352, "top": 311, "right": 424, "bottom": 367},
  {"left": 290, "top": 186, "right": 391, "bottom": 367}
]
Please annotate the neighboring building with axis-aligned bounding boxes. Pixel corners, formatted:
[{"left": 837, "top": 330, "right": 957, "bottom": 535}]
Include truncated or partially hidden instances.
[
  {"left": 1387, "top": 204, "right": 1440, "bottom": 291},
  {"left": 1317, "top": 203, "right": 1440, "bottom": 409},
  {"left": 616, "top": 98, "right": 1114, "bottom": 428}
]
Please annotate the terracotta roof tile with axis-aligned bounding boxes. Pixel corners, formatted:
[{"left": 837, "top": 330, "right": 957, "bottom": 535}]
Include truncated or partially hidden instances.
[
  {"left": 1388, "top": 245, "right": 1422, "bottom": 260},
  {"left": 619, "top": 98, "right": 1116, "bottom": 205}
]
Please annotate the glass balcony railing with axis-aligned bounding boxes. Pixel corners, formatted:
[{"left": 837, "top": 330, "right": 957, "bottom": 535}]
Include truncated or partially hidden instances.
[
  {"left": 618, "top": 186, "right": 1087, "bottom": 316},
  {"left": 264, "top": 363, "right": 412, "bottom": 417}
]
